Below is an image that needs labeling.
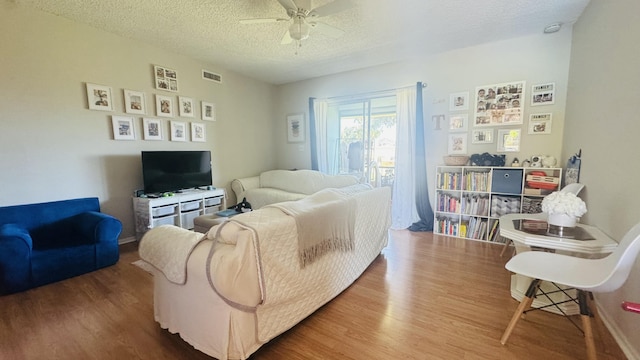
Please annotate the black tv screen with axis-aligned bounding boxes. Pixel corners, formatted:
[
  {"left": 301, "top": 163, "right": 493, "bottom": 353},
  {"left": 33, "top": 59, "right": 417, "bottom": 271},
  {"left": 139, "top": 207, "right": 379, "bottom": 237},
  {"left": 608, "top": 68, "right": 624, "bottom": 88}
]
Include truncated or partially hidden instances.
[{"left": 141, "top": 151, "right": 212, "bottom": 194}]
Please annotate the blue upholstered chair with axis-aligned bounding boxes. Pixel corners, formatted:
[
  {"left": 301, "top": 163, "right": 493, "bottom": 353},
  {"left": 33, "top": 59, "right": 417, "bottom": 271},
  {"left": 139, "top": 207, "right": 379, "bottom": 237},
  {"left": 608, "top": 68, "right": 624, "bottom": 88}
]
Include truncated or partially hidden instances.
[{"left": 0, "top": 197, "right": 122, "bottom": 295}]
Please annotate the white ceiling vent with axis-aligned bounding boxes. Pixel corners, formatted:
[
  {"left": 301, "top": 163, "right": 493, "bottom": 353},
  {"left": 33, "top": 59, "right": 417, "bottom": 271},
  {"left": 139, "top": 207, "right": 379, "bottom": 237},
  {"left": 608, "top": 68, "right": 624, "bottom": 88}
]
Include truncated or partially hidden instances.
[{"left": 202, "top": 70, "right": 222, "bottom": 84}]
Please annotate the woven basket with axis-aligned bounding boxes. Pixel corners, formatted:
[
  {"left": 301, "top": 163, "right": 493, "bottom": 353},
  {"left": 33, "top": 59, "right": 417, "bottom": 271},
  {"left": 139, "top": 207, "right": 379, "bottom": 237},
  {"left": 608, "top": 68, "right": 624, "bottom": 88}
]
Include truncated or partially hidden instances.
[{"left": 443, "top": 155, "right": 469, "bottom": 166}]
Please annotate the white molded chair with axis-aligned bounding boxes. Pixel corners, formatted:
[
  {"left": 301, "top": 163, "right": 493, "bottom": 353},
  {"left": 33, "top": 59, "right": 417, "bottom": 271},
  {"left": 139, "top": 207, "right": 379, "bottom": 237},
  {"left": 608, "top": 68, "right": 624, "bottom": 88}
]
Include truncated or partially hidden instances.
[{"left": 500, "top": 221, "right": 640, "bottom": 359}]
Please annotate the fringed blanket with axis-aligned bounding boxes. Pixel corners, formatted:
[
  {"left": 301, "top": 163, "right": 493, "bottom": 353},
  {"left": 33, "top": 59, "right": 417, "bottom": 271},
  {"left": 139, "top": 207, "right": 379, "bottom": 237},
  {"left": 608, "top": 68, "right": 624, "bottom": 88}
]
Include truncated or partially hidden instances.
[
  {"left": 267, "top": 189, "right": 356, "bottom": 267},
  {"left": 139, "top": 225, "right": 206, "bottom": 284}
]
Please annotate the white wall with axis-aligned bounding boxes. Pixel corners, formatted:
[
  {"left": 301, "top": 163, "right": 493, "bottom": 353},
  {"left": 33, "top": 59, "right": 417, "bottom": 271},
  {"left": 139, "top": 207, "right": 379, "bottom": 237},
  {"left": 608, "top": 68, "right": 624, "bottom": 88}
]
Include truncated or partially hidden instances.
[
  {"left": 275, "top": 30, "right": 573, "bottom": 188},
  {"left": 0, "top": 2, "right": 278, "bottom": 239},
  {"left": 565, "top": 0, "right": 640, "bottom": 357}
]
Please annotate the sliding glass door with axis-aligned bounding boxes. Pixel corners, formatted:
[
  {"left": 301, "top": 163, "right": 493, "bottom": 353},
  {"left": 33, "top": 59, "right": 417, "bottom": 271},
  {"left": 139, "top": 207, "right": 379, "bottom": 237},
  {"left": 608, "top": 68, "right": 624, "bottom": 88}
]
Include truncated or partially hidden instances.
[{"left": 326, "top": 96, "right": 396, "bottom": 187}]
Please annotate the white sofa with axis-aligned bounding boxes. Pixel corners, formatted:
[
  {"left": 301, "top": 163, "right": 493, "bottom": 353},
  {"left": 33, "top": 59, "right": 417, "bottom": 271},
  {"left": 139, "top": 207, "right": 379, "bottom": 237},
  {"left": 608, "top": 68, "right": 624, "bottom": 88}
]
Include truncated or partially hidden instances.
[
  {"left": 230, "top": 169, "right": 360, "bottom": 209},
  {"left": 139, "top": 185, "right": 391, "bottom": 360}
]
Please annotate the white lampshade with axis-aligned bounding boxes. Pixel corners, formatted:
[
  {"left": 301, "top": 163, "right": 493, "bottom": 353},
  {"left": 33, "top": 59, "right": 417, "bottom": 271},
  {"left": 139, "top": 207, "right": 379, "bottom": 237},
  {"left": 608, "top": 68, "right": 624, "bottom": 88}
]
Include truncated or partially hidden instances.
[{"left": 289, "top": 16, "right": 310, "bottom": 41}]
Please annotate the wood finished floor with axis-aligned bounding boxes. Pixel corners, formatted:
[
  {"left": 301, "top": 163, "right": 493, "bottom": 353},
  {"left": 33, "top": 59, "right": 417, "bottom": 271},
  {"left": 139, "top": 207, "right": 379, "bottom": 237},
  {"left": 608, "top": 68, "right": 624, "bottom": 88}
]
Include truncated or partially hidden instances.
[{"left": 0, "top": 230, "right": 627, "bottom": 360}]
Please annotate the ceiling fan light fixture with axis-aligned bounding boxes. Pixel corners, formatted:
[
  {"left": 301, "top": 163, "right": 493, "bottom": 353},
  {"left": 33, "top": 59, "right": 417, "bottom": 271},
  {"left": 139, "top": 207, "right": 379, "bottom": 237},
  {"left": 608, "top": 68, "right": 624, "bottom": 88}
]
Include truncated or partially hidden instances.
[{"left": 289, "top": 16, "right": 310, "bottom": 41}]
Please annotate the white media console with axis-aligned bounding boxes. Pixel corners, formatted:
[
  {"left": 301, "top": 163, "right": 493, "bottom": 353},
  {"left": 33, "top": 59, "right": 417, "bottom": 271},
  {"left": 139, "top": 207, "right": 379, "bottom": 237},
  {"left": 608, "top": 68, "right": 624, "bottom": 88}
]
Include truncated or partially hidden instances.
[{"left": 132, "top": 188, "right": 225, "bottom": 240}]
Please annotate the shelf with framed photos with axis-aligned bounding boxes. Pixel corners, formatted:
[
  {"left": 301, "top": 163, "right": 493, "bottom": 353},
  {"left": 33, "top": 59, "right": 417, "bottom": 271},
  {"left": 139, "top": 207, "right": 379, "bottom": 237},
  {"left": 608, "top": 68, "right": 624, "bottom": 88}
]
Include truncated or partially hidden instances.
[{"left": 434, "top": 166, "right": 562, "bottom": 242}]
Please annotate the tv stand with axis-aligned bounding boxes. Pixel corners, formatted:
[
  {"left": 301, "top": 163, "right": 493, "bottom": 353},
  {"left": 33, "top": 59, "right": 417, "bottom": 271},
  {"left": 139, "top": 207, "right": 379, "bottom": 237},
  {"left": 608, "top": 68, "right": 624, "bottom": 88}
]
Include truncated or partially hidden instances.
[{"left": 132, "top": 188, "right": 225, "bottom": 240}]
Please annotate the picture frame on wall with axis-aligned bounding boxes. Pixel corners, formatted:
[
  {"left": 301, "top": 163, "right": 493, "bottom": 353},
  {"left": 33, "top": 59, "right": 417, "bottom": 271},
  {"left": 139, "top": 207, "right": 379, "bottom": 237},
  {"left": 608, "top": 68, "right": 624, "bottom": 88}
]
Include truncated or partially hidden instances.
[
  {"left": 142, "top": 118, "right": 163, "bottom": 141},
  {"left": 528, "top": 113, "right": 552, "bottom": 134},
  {"left": 111, "top": 115, "right": 135, "bottom": 140},
  {"left": 497, "top": 129, "right": 521, "bottom": 152},
  {"left": 531, "top": 82, "right": 555, "bottom": 106},
  {"left": 447, "top": 133, "right": 467, "bottom": 154},
  {"left": 170, "top": 121, "right": 187, "bottom": 142},
  {"left": 449, "top": 91, "right": 469, "bottom": 111},
  {"left": 123, "top": 89, "right": 146, "bottom": 115},
  {"left": 86, "top": 83, "right": 113, "bottom": 111},
  {"left": 286, "top": 113, "right": 305, "bottom": 143},
  {"left": 178, "top": 96, "right": 195, "bottom": 118},
  {"left": 472, "top": 129, "right": 494, "bottom": 144},
  {"left": 191, "top": 122, "right": 206, "bottom": 142},
  {"left": 474, "top": 80, "right": 525, "bottom": 126},
  {"left": 155, "top": 94, "right": 174, "bottom": 118},
  {"left": 154, "top": 65, "right": 178, "bottom": 92},
  {"left": 201, "top": 101, "right": 216, "bottom": 121},
  {"left": 449, "top": 114, "right": 468, "bottom": 132}
]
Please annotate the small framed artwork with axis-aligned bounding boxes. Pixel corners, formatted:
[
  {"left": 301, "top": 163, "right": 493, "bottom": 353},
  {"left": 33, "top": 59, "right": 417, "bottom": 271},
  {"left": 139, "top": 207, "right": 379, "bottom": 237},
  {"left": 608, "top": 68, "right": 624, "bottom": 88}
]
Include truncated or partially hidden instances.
[
  {"left": 191, "top": 122, "right": 206, "bottom": 142},
  {"left": 449, "top": 114, "right": 468, "bottom": 132},
  {"left": 170, "top": 121, "right": 187, "bottom": 142},
  {"left": 155, "top": 94, "right": 174, "bottom": 118},
  {"left": 178, "top": 96, "right": 195, "bottom": 118},
  {"left": 111, "top": 115, "right": 135, "bottom": 140},
  {"left": 449, "top": 91, "right": 469, "bottom": 111},
  {"left": 123, "top": 89, "right": 146, "bottom": 115},
  {"left": 531, "top": 83, "right": 555, "bottom": 106},
  {"left": 287, "top": 113, "right": 305, "bottom": 143},
  {"left": 86, "top": 83, "right": 113, "bottom": 111},
  {"left": 142, "top": 118, "right": 163, "bottom": 141},
  {"left": 201, "top": 101, "right": 215, "bottom": 121},
  {"left": 497, "top": 129, "right": 521, "bottom": 152},
  {"left": 528, "top": 113, "right": 552, "bottom": 134},
  {"left": 154, "top": 65, "right": 178, "bottom": 92},
  {"left": 448, "top": 133, "right": 467, "bottom": 154},
  {"left": 472, "top": 129, "right": 494, "bottom": 144}
]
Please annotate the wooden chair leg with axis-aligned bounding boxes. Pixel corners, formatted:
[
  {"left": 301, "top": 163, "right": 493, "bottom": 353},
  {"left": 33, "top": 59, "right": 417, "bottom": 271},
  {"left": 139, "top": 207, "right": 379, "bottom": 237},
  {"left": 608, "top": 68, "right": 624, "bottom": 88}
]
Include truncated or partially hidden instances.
[
  {"left": 500, "top": 239, "right": 512, "bottom": 257},
  {"left": 579, "top": 290, "right": 597, "bottom": 360},
  {"left": 501, "top": 279, "right": 541, "bottom": 345}
]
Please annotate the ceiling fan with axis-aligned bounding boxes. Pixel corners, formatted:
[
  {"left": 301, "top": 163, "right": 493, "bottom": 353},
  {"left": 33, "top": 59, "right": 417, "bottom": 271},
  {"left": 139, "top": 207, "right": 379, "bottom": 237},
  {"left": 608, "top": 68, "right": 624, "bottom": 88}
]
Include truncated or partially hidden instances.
[{"left": 240, "top": 0, "right": 353, "bottom": 46}]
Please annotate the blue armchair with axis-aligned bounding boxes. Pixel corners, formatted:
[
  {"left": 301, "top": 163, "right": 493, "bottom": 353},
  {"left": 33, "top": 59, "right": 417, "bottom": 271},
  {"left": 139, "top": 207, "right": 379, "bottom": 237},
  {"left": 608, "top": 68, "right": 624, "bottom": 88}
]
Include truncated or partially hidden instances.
[{"left": 0, "top": 197, "right": 122, "bottom": 295}]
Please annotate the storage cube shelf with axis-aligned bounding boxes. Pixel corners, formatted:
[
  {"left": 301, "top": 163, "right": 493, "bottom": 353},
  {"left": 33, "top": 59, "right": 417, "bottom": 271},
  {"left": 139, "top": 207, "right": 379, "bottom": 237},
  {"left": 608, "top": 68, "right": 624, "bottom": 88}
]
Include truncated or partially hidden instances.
[
  {"left": 433, "top": 166, "right": 562, "bottom": 242},
  {"left": 133, "top": 188, "right": 225, "bottom": 240}
]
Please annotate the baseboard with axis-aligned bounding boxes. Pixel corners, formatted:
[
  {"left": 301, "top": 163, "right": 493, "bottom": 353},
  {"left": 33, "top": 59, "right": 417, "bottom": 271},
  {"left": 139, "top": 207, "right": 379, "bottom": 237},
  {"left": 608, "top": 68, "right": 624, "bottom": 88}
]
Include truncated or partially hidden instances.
[
  {"left": 118, "top": 236, "right": 137, "bottom": 245},
  {"left": 597, "top": 302, "right": 639, "bottom": 360}
]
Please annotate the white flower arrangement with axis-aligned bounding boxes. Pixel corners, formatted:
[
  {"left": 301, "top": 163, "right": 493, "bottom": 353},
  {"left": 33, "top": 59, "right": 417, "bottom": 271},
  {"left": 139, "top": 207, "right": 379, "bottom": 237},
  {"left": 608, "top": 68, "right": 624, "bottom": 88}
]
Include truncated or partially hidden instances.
[{"left": 541, "top": 191, "right": 587, "bottom": 217}]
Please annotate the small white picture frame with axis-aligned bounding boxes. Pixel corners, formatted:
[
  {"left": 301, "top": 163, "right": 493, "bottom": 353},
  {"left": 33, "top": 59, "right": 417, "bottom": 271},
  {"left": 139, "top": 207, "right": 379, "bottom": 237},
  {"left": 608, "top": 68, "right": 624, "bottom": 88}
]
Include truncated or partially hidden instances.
[
  {"left": 156, "top": 95, "right": 174, "bottom": 117},
  {"left": 123, "top": 89, "right": 146, "bottom": 115},
  {"left": 191, "top": 122, "right": 206, "bottom": 142},
  {"left": 448, "top": 133, "right": 467, "bottom": 154},
  {"left": 472, "top": 129, "right": 494, "bottom": 144},
  {"left": 531, "top": 82, "right": 555, "bottom": 106},
  {"left": 497, "top": 129, "right": 521, "bottom": 152},
  {"left": 154, "top": 65, "right": 178, "bottom": 92},
  {"left": 86, "top": 83, "right": 113, "bottom": 111},
  {"left": 449, "top": 114, "right": 468, "bottom": 132},
  {"left": 178, "top": 96, "right": 195, "bottom": 118},
  {"left": 201, "top": 101, "right": 215, "bottom": 121},
  {"left": 142, "top": 118, "right": 163, "bottom": 141},
  {"left": 287, "top": 113, "right": 305, "bottom": 143},
  {"left": 170, "top": 121, "right": 187, "bottom": 142},
  {"left": 528, "top": 113, "right": 552, "bottom": 134},
  {"left": 111, "top": 115, "right": 135, "bottom": 140},
  {"left": 449, "top": 91, "right": 469, "bottom": 111}
]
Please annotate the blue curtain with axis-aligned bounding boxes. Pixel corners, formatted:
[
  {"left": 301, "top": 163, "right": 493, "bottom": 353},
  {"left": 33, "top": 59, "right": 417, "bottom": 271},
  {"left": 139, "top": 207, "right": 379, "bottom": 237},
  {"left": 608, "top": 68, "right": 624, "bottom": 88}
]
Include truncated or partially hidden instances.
[
  {"left": 408, "top": 82, "right": 434, "bottom": 232},
  {"left": 309, "top": 97, "right": 319, "bottom": 171}
]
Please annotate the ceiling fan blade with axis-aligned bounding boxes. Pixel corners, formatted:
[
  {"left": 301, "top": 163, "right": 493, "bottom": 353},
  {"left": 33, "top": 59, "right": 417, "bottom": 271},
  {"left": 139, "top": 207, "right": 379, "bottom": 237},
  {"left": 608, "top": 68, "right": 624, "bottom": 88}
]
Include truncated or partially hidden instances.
[
  {"left": 309, "top": 0, "right": 353, "bottom": 18},
  {"left": 239, "top": 18, "right": 289, "bottom": 24},
  {"left": 280, "top": 29, "right": 293, "bottom": 44},
  {"left": 310, "top": 21, "right": 345, "bottom": 38},
  {"left": 277, "top": 0, "right": 298, "bottom": 13}
]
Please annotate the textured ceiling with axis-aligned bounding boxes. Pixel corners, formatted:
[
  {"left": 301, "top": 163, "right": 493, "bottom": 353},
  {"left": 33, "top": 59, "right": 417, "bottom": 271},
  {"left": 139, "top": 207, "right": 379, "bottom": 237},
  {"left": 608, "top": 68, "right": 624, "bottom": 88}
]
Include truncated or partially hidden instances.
[{"left": 15, "top": 0, "right": 590, "bottom": 85}]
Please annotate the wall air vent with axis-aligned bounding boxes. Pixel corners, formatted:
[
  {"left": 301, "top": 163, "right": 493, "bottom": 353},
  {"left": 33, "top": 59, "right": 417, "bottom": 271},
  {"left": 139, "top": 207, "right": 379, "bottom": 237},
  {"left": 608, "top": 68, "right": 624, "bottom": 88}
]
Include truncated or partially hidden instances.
[{"left": 202, "top": 70, "right": 222, "bottom": 84}]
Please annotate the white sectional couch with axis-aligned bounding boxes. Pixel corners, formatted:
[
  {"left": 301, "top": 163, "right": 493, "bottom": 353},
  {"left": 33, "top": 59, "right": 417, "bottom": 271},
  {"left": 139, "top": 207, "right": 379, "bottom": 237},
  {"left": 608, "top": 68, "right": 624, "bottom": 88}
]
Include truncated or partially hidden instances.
[
  {"left": 139, "top": 184, "right": 391, "bottom": 359},
  {"left": 230, "top": 169, "right": 360, "bottom": 209}
]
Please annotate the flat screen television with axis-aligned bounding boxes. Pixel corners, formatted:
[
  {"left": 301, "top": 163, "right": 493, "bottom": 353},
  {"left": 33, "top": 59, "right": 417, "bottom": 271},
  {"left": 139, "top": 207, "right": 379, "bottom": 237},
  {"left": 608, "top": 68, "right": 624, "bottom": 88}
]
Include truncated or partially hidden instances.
[{"left": 141, "top": 151, "right": 212, "bottom": 194}]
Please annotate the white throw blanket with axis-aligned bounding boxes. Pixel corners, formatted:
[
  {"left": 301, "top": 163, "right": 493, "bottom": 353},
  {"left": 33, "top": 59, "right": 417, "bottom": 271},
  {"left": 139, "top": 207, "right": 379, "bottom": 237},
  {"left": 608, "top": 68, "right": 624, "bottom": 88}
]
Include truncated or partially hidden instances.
[
  {"left": 266, "top": 188, "right": 356, "bottom": 267},
  {"left": 139, "top": 225, "right": 206, "bottom": 284}
]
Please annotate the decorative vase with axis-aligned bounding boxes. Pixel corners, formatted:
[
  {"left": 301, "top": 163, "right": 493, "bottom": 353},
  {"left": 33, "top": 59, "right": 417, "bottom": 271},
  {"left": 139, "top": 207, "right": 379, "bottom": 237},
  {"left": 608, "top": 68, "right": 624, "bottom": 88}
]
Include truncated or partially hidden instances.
[{"left": 547, "top": 213, "right": 577, "bottom": 228}]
